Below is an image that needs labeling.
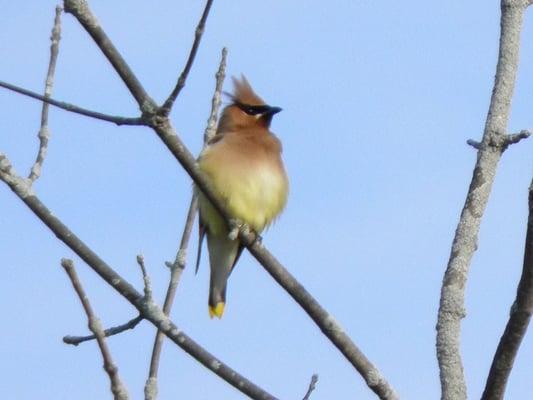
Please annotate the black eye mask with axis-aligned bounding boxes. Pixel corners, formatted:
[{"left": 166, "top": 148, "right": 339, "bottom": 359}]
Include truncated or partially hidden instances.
[{"left": 234, "top": 102, "right": 274, "bottom": 116}]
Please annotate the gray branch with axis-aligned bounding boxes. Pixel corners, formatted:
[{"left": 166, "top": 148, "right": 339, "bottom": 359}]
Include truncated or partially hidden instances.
[
  {"left": 28, "top": 6, "right": 62, "bottom": 183},
  {"left": 301, "top": 374, "right": 319, "bottom": 400},
  {"left": 466, "top": 129, "right": 531, "bottom": 150},
  {"left": 436, "top": 1, "right": 531, "bottom": 399},
  {"left": 63, "top": 315, "right": 143, "bottom": 346},
  {"left": 0, "top": 80, "right": 144, "bottom": 126},
  {"left": 481, "top": 178, "right": 533, "bottom": 400},
  {"left": 136, "top": 254, "right": 153, "bottom": 300},
  {"left": 61, "top": 258, "right": 129, "bottom": 400},
  {"left": 160, "top": 0, "right": 215, "bottom": 116}
]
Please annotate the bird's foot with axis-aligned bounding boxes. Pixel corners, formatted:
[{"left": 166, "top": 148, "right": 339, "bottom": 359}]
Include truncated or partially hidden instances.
[
  {"left": 228, "top": 219, "right": 243, "bottom": 240},
  {"left": 252, "top": 233, "right": 263, "bottom": 246}
]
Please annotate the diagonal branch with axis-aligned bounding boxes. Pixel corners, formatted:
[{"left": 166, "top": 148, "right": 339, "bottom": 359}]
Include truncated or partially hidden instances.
[
  {"left": 145, "top": 47, "right": 227, "bottom": 400},
  {"left": 29, "top": 6, "right": 63, "bottom": 183},
  {"left": 481, "top": 178, "right": 533, "bottom": 400},
  {"left": 436, "top": 1, "right": 531, "bottom": 399},
  {"left": 63, "top": 314, "right": 143, "bottom": 346},
  {"left": 301, "top": 374, "right": 319, "bottom": 400},
  {"left": 160, "top": 0, "right": 215, "bottom": 116},
  {"left": 61, "top": 258, "right": 129, "bottom": 400},
  {"left": 0, "top": 153, "right": 277, "bottom": 400},
  {"left": 0, "top": 80, "right": 144, "bottom": 126}
]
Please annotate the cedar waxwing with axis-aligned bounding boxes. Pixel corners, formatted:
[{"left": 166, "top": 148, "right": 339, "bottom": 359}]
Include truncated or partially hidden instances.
[{"left": 196, "top": 75, "right": 288, "bottom": 319}]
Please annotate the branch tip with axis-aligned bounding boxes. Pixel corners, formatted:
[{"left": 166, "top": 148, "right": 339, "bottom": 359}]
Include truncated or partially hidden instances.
[
  {"left": 28, "top": 6, "right": 63, "bottom": 183},
  {"left": 302, "top": 374, "right": 319, "bottom": 400}
]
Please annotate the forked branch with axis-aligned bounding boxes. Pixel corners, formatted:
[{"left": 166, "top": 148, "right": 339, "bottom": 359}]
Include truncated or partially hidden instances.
[
  {"left": 0, "top": 153, "right": 277, "bottom": 400},
  {"left": 436, "top": 1, "right": 531, "bottom": 399}
]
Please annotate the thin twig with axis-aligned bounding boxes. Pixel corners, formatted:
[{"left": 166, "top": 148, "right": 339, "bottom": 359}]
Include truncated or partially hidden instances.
[
  {"left": 0, "top": 152, "right": 278, "bottom": 400},
  {"left": 301, "top": 374, "right": 319, "bottom": 400},
  {"left": 466, "top": 139, "right": 482, "bottom": 150},
  {"left": 160, "top": 0, "right": 215, "bottom": 116},
  {"left": 145, "top": 195, "right": 197, "bottom": 400},
  {"left": 136, "top": 254, "right": 153, "bottom": 300},
  {"left": 29, "top": 6, "right": 62, "bottom": 183},
  {"left": 62, "top": 1, "right": 397, "bottom": 396},
  {"left": 466, "top": 129, "right": 531, "bottom": 151},
  {"left": 61, "top": 258, "right": 129, "bottom": 400},
  {"left": 63, "top": 315, "right": 143, "bottom": 346},
  {"left": 0, "top": 80, "right": 144, "bottom": 126},
  {"left": 204, "top": 47, "right": 227, "bottom": 143},
  {"left": 506, "top": 129, "right": 531, "bottom": 146},
  {"left": 145, "top": 48, "right": 227, "bottom": 399},
  {"left": 481, "top": 178, "right": 533, "bottom": 400},
  {"left": 436, "top": 1, "right": 530, "bottom": 399}
]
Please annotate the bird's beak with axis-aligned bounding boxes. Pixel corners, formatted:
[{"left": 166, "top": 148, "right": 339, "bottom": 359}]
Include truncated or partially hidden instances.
[{"left": 263, "top": 106, "right": 282, "bottom": 116}]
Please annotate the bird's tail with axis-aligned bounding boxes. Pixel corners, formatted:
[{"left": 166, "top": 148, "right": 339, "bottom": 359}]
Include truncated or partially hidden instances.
[{"left": 207, "top": 232, "right": 240, "bottom": 319}]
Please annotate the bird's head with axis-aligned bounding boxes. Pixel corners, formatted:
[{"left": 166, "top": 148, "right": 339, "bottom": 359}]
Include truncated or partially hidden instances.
[{"left": 218, "top": 75, "right": 282, "bottom": 132}]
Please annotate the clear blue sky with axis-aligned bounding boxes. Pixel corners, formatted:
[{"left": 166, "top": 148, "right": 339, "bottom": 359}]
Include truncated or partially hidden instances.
[{"left": 1, "top": 1, "right": 533, "bottom": 399}]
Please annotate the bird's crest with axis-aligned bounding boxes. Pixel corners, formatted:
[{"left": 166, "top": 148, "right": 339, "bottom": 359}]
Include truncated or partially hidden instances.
[{"left": 229, "top": 75, "right": 265, "bottom": 106}]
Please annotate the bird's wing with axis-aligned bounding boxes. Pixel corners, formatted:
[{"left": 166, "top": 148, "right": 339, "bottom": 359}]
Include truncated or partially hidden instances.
[
  {"left": 195, "top": 217, "right": 207, "bottom": 275},
  {"left": 230, "top": 244, "right": 245, "bottom": 275}
]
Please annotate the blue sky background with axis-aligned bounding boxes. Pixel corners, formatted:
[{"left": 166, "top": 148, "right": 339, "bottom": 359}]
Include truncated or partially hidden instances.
[{"left": 1, "top": 1, "right": 533, "bottom": 399}]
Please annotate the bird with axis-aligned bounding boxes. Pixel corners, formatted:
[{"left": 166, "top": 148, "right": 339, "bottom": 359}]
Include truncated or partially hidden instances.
[{"left": 196, "top": 75, "right": 288, "bottom": 319}]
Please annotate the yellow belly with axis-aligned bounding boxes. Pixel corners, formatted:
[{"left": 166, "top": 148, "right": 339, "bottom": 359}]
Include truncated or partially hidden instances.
[{"left": 198, "top": 162, "right": 288, "bottom": 236}]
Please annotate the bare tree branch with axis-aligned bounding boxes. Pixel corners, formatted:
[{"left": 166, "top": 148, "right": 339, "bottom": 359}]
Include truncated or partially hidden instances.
[
  {"left": 481, "top": 178, "right": 533, "bottom": 400},
  {"left": 466, "top": 129, "right": 531, "bottom": 150},
  {"left": 160, "top": 0, "right": 215, "bottom": 116},
  {"left": 63, "top": 315, "right": 143, "bottom": 346},
  {"left": 59, "top": 1, "right": 398, "bottom": 397},
  {"left": 436, "top": 1, "right": 530, "bottom": 399},
  {"left": 61, "top": 258, "right": 129, "bottom": 400},
  {"left": 136, "top": 254, "right": 153, "bottom": 300},
  {"left": 0, "top": 152, "right": 277, "bottom": 400},
  {"left": 145, "top": 48, "right": 227, "bottom": 400},
  {"left": 204, "top": 47, "right": 227, "bottom": 144},
  {"left": 301, "top": 374, "right": 319, "bottom": 400},
  {"left": 145, "top": 195, "right": 196, "bottom": 400},
  {"left": 505, "top": 129, "right": 531, "bottom": 146},
  {"left": 28, "top": 6, "right": 62, "bottom": 183},
  {"left": 466, "top": 139, "right": 482, "bottom": 150},
  {"left": 0, "top": 80, "right": 144, "bottom": 126}
]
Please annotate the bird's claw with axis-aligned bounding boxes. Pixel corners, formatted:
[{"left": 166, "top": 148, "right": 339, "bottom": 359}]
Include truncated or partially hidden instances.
[
  {"left": 228, "top": 219, "right": 242, "bottom": 240},
  {"left": 252, "top": 233, "right": 263, "bottom": 246}
]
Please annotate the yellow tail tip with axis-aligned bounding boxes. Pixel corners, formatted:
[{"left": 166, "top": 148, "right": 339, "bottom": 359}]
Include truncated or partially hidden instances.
[{"left": 208, "top": 302, "right": 225, "bottom": 319}]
